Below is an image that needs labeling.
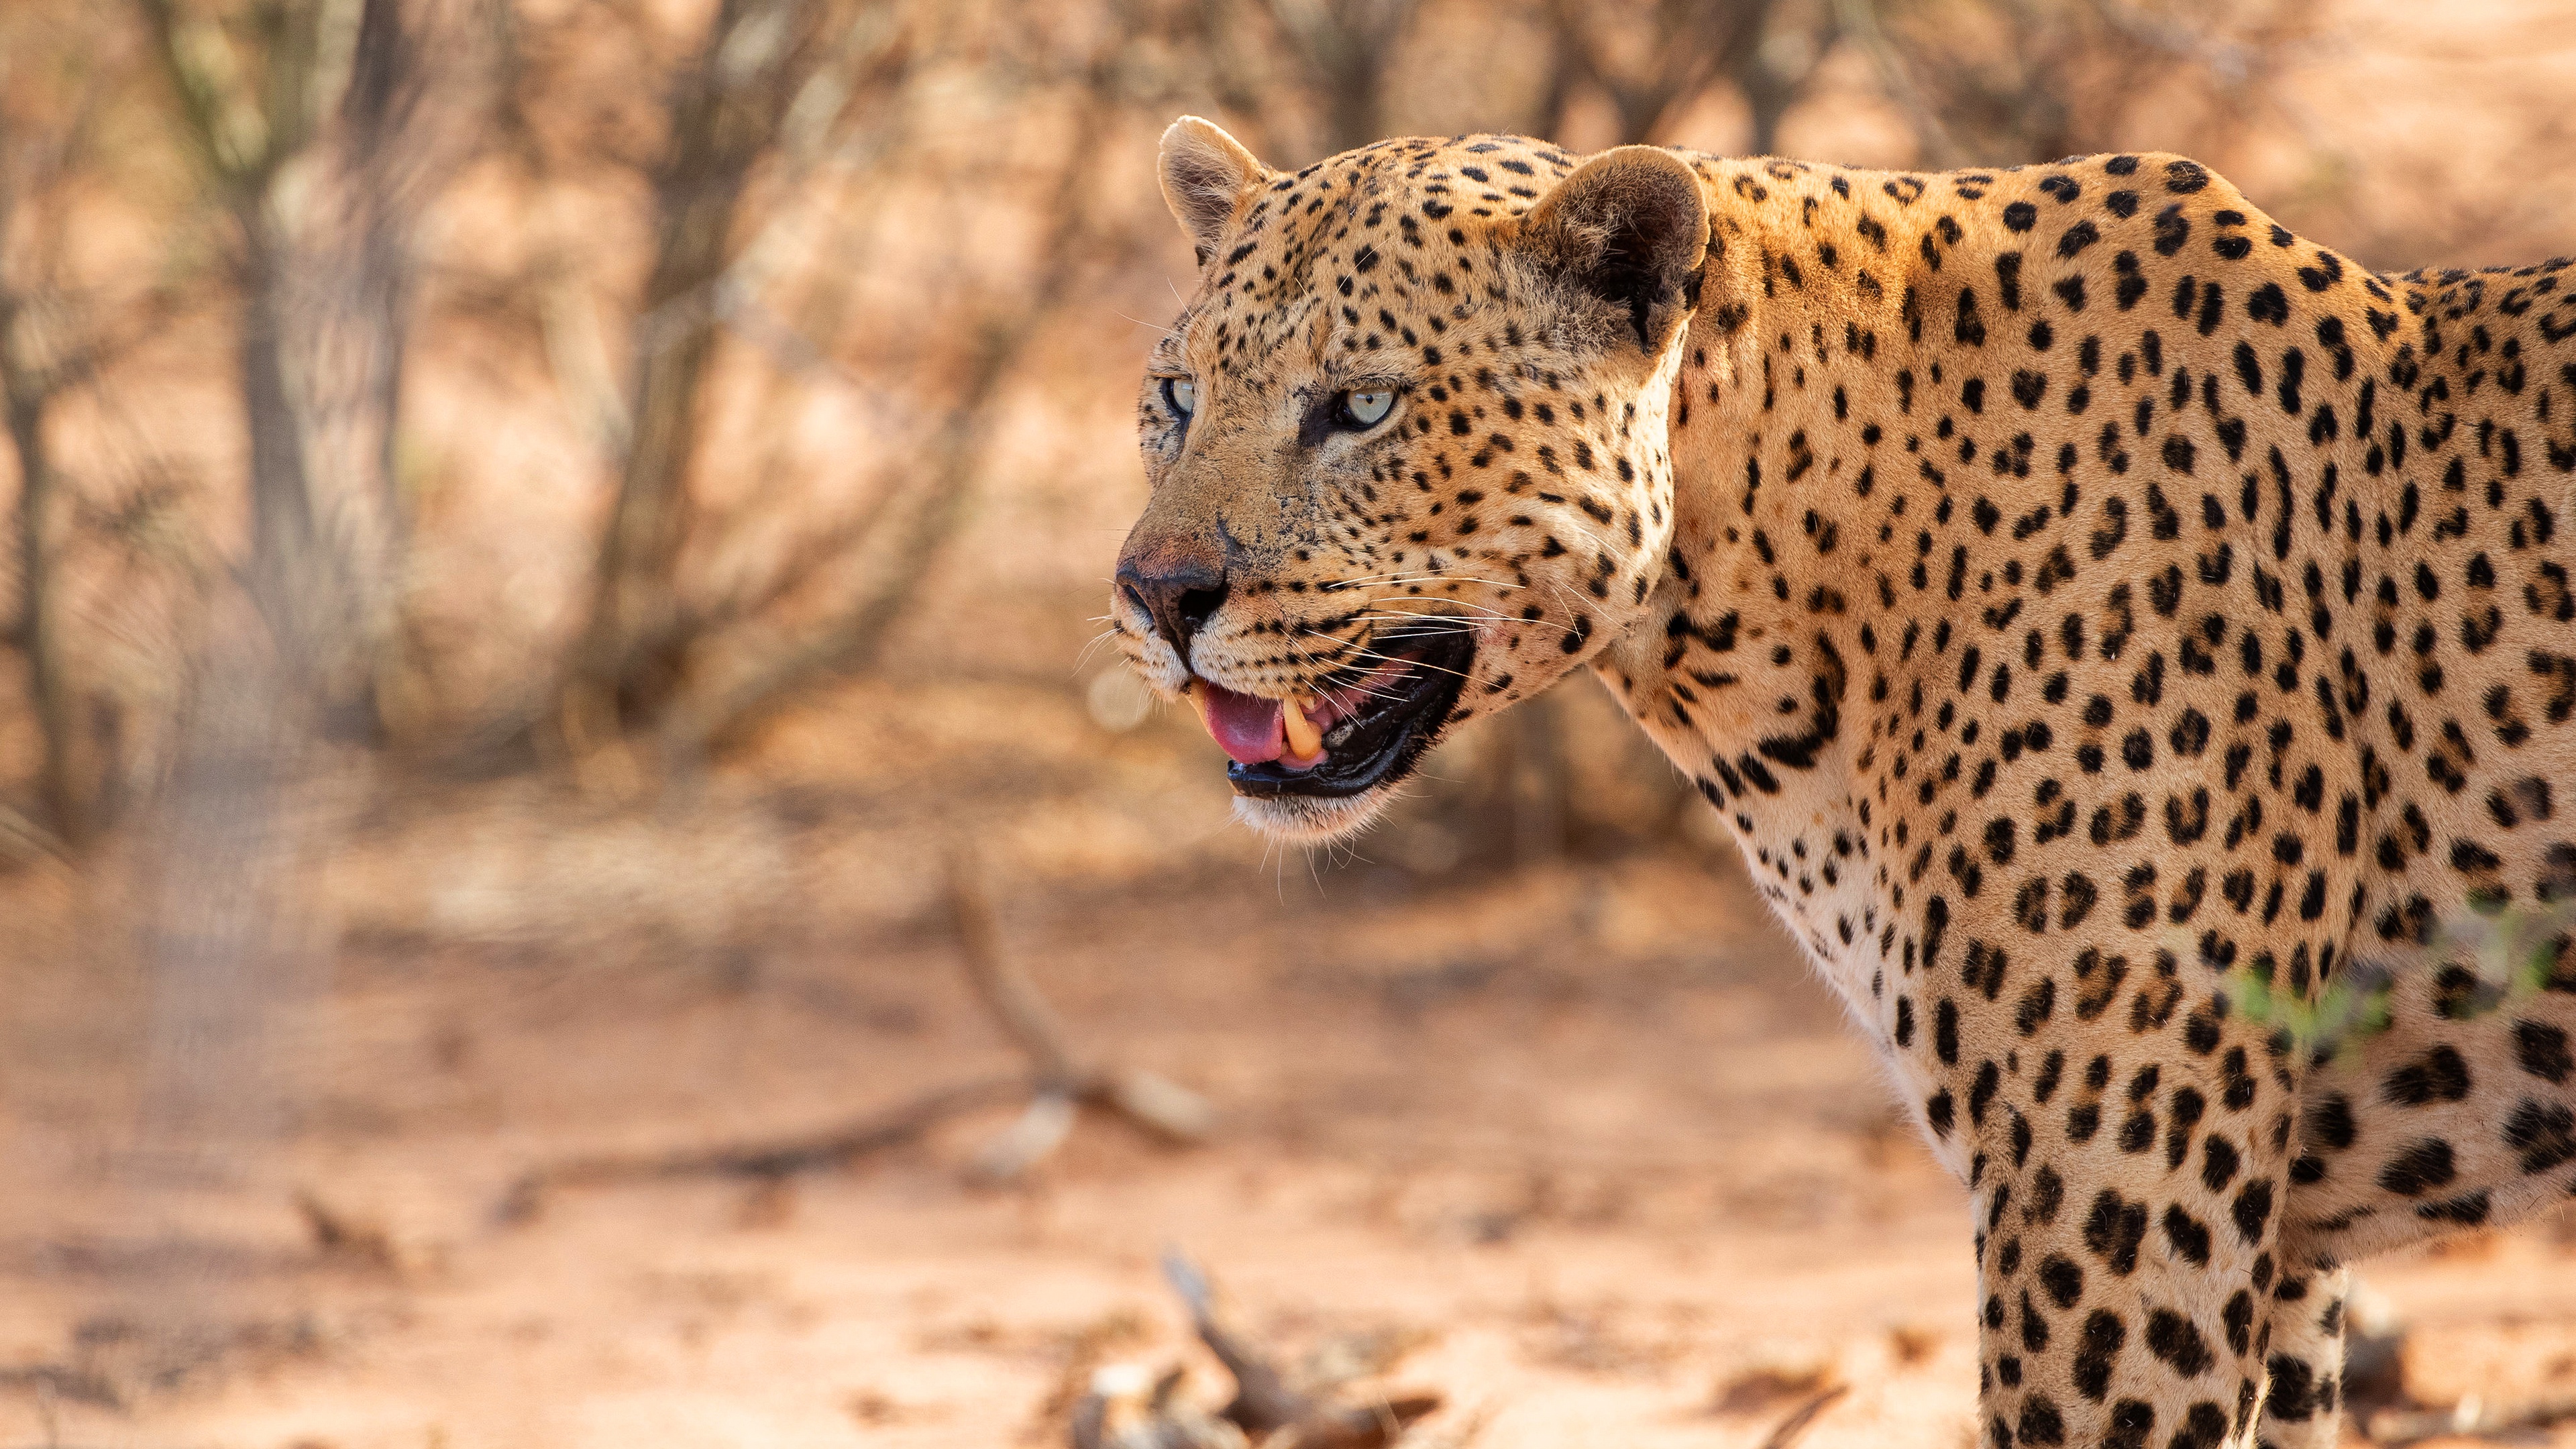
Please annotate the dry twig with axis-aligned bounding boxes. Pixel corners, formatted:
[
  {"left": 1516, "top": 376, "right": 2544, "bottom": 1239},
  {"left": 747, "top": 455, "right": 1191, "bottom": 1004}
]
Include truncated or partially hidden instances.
[
  {"left": 1756, "top": 1385, "right": 1849, "bottom": 1449},
  {"left": 2362, "top": 1391, "right": 2576, "bottom": 1446},
  {"left": 494, "top": 852, "right": 1212, "bottom": 1220},
  {"left": 1067, "top": 1251, "right": 1445, "bottom": 1449}
]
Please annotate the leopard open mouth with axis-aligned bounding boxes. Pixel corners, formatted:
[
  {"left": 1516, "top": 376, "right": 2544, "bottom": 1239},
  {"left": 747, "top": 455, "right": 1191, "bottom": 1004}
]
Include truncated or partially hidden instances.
[{"left": 1198, "top": 628, "right": 1474, "bottom": 800}]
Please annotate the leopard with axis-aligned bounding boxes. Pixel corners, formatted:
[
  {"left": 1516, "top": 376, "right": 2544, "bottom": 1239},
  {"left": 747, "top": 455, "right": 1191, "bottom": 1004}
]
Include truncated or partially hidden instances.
[{"left": 1107, "top": 114, "right": 2576, "bottom": 1448}]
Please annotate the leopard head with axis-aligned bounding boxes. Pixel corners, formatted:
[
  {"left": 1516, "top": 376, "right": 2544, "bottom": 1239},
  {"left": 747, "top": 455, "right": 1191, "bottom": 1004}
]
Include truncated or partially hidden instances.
[{"left": 1112, "top": 119, "right": 1709, "bottom": 841}]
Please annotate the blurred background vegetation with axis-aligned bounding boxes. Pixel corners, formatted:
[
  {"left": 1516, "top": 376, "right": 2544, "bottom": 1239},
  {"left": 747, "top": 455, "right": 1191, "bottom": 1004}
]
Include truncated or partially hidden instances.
[
  {"left": 3, "top": 1, "right": 2575, "bottom": 1444},
  {"left": 2, "top": 0, "right": 2569, "bottom": 873}
]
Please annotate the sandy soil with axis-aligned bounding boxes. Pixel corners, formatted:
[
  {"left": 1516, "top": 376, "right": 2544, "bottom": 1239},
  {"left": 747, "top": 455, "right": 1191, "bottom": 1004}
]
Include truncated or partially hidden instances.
[{"left": 5, "top": 673, "right": 2576, "bottom": 1449}]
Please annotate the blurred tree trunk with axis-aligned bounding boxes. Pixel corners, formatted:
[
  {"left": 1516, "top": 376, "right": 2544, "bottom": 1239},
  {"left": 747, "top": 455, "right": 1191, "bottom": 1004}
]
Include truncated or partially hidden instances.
[
  {"left": 0, "top": 311, "right": 83, "bottom": 844},
  {"left": 657, "top": 52, "right": 1122, "bottom": 759},
  {"left": 293, "top": 0, "right": 449, "bottom": 734},
  {"left": 533, "top": 0, "right": 1160, "bottom": 768},
  {"left": 139, "top": 0, "right": 471, "bottom": 737},
  {"left": 0, "top": 19, "right": 130, "bottom": 847},
  {"left": 555, "top": 0, "right": 832, "bottom": 757},
  {"left": 109, "top": 0, "right": 481, "bottom": 1309},
  {"left": 1831, "top": 0, "right": 1963, "bottom": 166},
  {"left": 99, "top": 0, "right": 474, "bottom": 1238},
  {"left": 1518, "top": 33, "right": 1585, "bottom": 143}
]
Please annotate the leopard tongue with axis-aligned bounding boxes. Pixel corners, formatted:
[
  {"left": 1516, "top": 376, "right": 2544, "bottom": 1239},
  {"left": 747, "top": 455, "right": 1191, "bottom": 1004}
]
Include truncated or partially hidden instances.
[{"left": 1191, "top": 682, "right": 1325, "bottom": 769}]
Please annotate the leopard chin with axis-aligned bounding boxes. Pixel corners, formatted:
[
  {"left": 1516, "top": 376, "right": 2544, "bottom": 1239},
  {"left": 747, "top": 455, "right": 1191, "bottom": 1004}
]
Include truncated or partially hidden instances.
[{"left": 1230, "top": 788, "right": 1397, "bottom": 844}]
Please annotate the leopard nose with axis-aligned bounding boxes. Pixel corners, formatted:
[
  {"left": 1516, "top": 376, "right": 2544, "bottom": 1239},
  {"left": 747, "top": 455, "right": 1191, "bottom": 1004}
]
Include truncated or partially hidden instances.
[{"left": 1116, "top": 549, "right": 1230, "bottom": 663}]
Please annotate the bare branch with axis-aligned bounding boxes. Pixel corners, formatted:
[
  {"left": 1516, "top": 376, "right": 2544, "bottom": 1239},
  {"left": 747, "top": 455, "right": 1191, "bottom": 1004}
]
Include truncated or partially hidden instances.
[
  {"left": 949, "top": 853, "right": 1081, "bottom": 1085},
  {"left": 652, "top": 64, "right": 1118, "bottom": 757},
  {"left": 554, "top": 0, "right": 908, "bottom": 754},
  {"left": 131, "top": 0, "right": 277, "bottom": 189},
  {"left": 494, "top": 849, "right": 1211, "bottom": 1218},
  {"left": 2363, "top": 1391, "right": 2576, "bottom": 1446}
]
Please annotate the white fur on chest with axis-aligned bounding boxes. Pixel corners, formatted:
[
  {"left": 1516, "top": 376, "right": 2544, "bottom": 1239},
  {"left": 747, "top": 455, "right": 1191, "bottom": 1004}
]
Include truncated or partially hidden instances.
[
  {"left": 1595, "top": 649, "right": 1974, "bottom": 1181},
  {"left": 1723, "top": 801, "right": 1976, "bottom": 1183}
]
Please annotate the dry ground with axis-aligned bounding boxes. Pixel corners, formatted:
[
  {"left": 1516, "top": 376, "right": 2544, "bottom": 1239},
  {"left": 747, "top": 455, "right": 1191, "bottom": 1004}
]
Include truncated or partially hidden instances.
[
  {"left": 7, "top": 5, "right": 2576, "bottom": 1436},
  {"left": 4, "top": 675, "right": 2576, "bottom": 1449}
]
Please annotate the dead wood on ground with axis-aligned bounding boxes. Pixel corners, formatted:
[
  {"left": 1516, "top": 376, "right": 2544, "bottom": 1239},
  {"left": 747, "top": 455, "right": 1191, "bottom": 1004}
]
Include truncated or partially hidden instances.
[
  {"left": 494, "top": 852, "right": 1212, "bottom": 1222},
  {"left": 1066, "top": 1250, "right": 1450, "bottom": 1449},
  {"left": 2359, "top": 1387, "right": 2576, "bottom": 1444}
]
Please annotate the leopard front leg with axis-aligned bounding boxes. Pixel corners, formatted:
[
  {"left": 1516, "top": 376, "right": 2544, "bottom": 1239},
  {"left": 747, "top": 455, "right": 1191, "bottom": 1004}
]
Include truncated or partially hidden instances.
[
  {"left": 1937, "top": 945, "right": 2314, "bottom": 1448},
  {"left": 2255, "top": 1263, "right": 2349, "bottom": 1448}
]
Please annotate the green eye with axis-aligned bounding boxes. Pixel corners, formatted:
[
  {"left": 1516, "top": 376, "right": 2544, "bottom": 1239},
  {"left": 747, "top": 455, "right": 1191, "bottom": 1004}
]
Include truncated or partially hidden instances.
[
  {"left": 1162, "top": 377, "right": 1195, "bottom": 417},
  {"left": 1338, "top": 388, "right": 1395, "bottom": 428}
]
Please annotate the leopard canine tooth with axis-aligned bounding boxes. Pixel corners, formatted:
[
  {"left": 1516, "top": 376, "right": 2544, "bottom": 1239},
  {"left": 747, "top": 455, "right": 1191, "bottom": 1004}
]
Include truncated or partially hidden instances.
[{"left": 1282, "top": 693, "right": 1324, "bottom": 760}]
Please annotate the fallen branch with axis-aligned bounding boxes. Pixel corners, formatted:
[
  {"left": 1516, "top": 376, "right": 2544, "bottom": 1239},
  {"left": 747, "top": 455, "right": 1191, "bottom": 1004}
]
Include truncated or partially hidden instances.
[
  {"left": 945, "top": 852, "right": 1216, "bottom": 1181},
  {"left": 493, "top": 1074, "right": 1027, "bottom": 1222},
  {"left": 494, "top": 851, "right": 1212, "bottom": 1221},
  {"left": 1068, "top": 1250, "right": 1446, "bottom": 1449},
  {"left": 1163, "top": 1249, "right": 1311, "bottom": 1434},
  {"left": 2364, "top": 1391, "right": 2576, "bottom": 1446},
  {"left": 1758, "top": 1386, "right": 1849, "bottom": 1449}
]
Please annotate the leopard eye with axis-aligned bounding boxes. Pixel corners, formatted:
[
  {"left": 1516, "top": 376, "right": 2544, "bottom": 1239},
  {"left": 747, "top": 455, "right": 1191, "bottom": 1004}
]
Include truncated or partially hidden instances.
[
  {"left": 1161, "top": 376, "right": 1195, "bottom": 418},
  {"left": 1338, "top": 388, "right": 1395, "bottom": 428}
]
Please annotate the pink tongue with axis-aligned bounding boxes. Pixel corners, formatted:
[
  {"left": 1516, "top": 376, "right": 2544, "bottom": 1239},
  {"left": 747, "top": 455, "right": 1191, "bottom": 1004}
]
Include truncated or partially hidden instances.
[{"left": 1198, "top": 684, "right": 1285, "bottom": 764}]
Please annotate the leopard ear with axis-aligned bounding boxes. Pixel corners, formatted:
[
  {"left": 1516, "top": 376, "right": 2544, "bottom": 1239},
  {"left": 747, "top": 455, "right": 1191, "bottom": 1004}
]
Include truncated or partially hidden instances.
[
  {"left": 1523, "top": 146, "right": 1709, "bottom": 354},
  {"left": 1160, "top": 117, "right": 1268, "bottom": 266}
]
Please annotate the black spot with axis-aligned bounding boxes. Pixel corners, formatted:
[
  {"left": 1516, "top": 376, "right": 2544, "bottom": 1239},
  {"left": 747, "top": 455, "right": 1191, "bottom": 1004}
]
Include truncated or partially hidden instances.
[
  {"left": 2083, "top": 1189, "right": 2147, "bottom": 1273},
  {"left": 2038, "top": 1253, "right": 2084, "bottom": 1308},
  {"left": 2515, "top": 1020, "right": 2573, "bottom": 1083},
  {"left": 2145, "top": 1309, "right": 2213, "bottom": 1376},
  {"left": 2306, "top": 1093, "right": 2355, "bottom": 1149},
  {"left": 2265, "top": 1354, "right": 2320, "bottom": 1422},
  {"left": 2230, "top": 1178, "right": 2273, "bottom": 1244},
  {"left": 2161, "top": 1204, "right": 2211, "bottom": 1266},
  {"left": 2018, "top": 1393, "right": 2066, "bottom": 1446},
  {"left": 2504, "top": 1099, "right": 2576, "bottom": 1173},
  {"left": 2377, "top": 1138, "right": 2457, "bottom": 1197},
  {"left": 2170, "top": 1403, "right": 2229, "bottom": 1448},
  {"left": 2418, "top": 1191, "right": 2491, "bottom": 1226},
  {"left": 2017, "top": 977, "right": 2057, "bottom": 1034},
  {"left": 2383, "top": 1044, "right": 2472, "bottom": 1105},
  {"left": 2072, "top": 1310, "right": 2123, "bottom": 1400},
  {"left": 2122, "top": 730, "right": 2153, "bottom": 769},
  {"left": 2018, "top": 1289, "right": 2049, "bottom": 1351},
  {"left": 2201, "top": 1134, "right": 2239, "bottom": 1192},
  {"left": 2153, "top": 207, "right": 2190, "bottom": 258},
  {"left": 2029, "top": 1161, "right": 2065, "bottom": 1219}
]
